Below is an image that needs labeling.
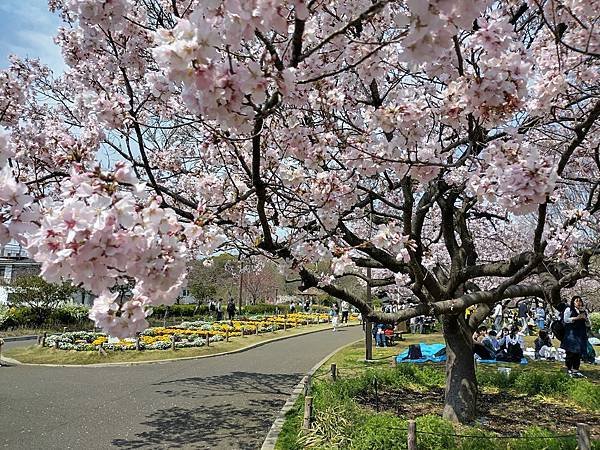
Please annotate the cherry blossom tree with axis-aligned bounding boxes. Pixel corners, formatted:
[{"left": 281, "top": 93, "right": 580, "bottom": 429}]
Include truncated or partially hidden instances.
[{"left": 0, "top": 0, "right": 599, "bottom": 423}]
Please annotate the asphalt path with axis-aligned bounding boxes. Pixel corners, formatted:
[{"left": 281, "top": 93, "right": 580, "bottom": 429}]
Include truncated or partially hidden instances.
[{"left": 0, "top": 326, "right": 363, "bottom": 449}]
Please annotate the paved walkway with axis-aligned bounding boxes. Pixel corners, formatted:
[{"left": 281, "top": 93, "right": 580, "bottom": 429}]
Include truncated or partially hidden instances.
[{"left": 0, "top": 326, "right": 363, "bottom": 449}]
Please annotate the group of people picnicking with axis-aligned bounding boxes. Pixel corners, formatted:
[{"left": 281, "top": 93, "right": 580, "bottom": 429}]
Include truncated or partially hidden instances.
[
  {"left": 472, "top": 295, "right": 595, "bottom": 377},
  {"left": 326, "top": 294, "right": 596, "bottom": 374}
]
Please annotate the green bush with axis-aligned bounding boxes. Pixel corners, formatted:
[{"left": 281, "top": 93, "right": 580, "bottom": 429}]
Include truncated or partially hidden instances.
[
  {"left": 242, "top": 303, "right": 278, "bottom": 315},
  {"left": 477, "top": 368, "right": 519, "bottom": 389},
  {"left": 6, "top": 307, "right": 38, "bottom": 327},
  {"left": 455, "top": 428, "right": 499, "bottom": 450},
  {"left": 508, "top": 426, "right": 577, "bottom": 450},
  {"left": 513, "top": 371, "right": 569, "bottom": 396},
  {"left": 350, "top": 413, "right": 406, "bottom": 450},
  {"left": 48, "top": 306, "right": 89, "bottom": 325},
  {"left": 151, "top": 304, "right": 208, "bottom": 318},
  {"left": 415, "top": 414, "right": 456, "bottom": 450},
  {"left": 590, "top": 312, "right": 600, "bottom": 335},
  {"left": 569, "top": 380, "right": 600, "bottom": 411},
  {"left": 0, "top": 305, "right": 10, "bottom": 329}
]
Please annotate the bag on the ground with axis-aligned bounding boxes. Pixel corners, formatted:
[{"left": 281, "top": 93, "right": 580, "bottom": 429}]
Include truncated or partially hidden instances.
[
  {"left": 406, "top": 344, "right": 423, "bottom": 360},
  {"left": 433, "top": 347, "right": 446, "bottom": 358}
]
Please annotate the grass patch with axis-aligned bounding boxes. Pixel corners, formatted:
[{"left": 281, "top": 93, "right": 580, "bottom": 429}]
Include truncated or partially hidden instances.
[
  {"left": 277, "top": 332, "right": 600, "bottom": 449},
  {"left": 275, "top": 395, "right": 304, "bottom": 450},
  {"left": 4, "top": 322, "right": 340, "bottom": 364}
]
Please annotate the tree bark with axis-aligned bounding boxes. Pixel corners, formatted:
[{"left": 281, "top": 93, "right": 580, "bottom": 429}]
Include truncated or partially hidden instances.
[{"left": 442, "top": 314, "right": 477, "bottom": 423}]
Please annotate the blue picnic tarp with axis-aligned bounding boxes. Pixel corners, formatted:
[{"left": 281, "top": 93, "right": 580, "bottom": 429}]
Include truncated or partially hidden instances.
[
  {"left": 395, "top": 343, "right": 529, "bottom": 365},
  {"left": 395, "top": 343, "right": 446, "bottom": 364},
  {"left": 477, "top": 358, "right": 528, "bottom": 365}
]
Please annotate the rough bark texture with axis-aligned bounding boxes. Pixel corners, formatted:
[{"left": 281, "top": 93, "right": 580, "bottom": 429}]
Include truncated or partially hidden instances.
[{"left": 442, "top": 314, "right": 477, "bottom": 423}]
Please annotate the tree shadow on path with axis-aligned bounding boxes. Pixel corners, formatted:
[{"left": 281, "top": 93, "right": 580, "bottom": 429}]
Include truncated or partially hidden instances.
[{"left": 112, "top": 371, "right": 300, "bottom": 449}]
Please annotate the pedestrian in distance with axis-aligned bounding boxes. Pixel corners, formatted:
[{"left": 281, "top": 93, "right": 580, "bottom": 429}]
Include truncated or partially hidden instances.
[
  {"left": 340, "top": 300, "right": 349, "bottom": 324},
  {"left": 226, "top": 297, "right": 236, "bottom": 321},
  {"left": 535, "top": 303, "right": 546, "bottom": 330},
  {"left": 216, "top": 300, "right": 223, "bottom": 321},
  {"left": 491, "top": 302, "right": 503, "bottom": 331},
  {"left": 330, "top": 305, "right": 339, "bottom": 332}
]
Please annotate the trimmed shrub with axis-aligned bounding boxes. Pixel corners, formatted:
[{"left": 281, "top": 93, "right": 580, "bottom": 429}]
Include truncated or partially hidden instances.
[
  {"left": 48, "top": 306, "right": 89, "bottom": 325},
  {"left": 151, "top": 304, "right": 208, "bottom": 318},
  {"left": 242, "top": 303, "right": 278, "bottom": 315}
]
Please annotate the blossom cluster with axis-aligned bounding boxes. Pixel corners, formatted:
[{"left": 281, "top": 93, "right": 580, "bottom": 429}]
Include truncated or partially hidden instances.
[
  {"left": 469, "top": 140, "right": 558, "bottom": 214},
  {"left": 0, "top": 130, "right": 39, "bottom": 246},
  {"left": 152, "top": 3, "right": 297, "bottom": 128},
  {"left": 441, "top": 15, "right": 531, "bottom": 126},
  {"left": 23, "top": 164, "right": 189, "bottom": 337},
  {"left": 402, "top": 0, "right": 489, "bottom": 62}
]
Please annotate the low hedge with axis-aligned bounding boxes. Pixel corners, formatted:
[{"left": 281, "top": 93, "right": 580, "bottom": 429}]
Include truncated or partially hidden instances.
[
  {"left": 151, "top": 304, "right": 209, "bottom": 318},
  {"left": 0, "top": 305, "right": 90, "bottom": 329}
]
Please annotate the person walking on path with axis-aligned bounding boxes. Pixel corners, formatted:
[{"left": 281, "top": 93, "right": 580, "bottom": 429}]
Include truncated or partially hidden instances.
[
  {"left": 330, "top": 303, "right": 340, "bottom": 332},
  {"left": 340, "top": 300, "right": 350, "bottom": 324},
  {"left": 226, "top": 297, "right": 236, "bottom": 321},
  {"left": 289, "top": 301, "right": 296, "bottom": 314},
  {"left": 561, "top": 296, "right": 590, "bottom": 378}
]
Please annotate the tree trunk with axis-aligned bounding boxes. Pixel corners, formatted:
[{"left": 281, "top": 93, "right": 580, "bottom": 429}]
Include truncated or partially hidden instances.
[{"left": 442, "top": 314, "right": 477, "bottom": 423}]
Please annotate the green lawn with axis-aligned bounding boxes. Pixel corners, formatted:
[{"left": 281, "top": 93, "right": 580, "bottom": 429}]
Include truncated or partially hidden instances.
[
  {"left": 277, "top": 332, "right": 600, "bottom": 450},
  {"left": 3, "top": 322, "right": 340, "bottom": 365}
]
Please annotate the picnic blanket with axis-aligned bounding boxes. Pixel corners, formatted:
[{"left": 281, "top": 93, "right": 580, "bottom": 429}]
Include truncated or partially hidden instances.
[
  {"left": 477, "top": 357, "right": 528, "bottom": 365},
  {"left": 395, "top": 343, "right": 529, "bottom": 365},
  {"left": 395, "top": 343, "right": 446, "bottom": 364}
]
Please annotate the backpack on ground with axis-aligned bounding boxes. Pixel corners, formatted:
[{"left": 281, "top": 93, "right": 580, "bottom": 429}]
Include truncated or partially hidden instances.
[{"left": 406, "top": 344, "right": 423, "bottom": 360}]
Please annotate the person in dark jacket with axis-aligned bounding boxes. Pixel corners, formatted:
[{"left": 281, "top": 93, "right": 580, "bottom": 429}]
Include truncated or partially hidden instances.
[
  {"left": 560, "top": 296, "right": 590, "bottom": 378},
  {"left": 226, "top": 298, "right": 236, "bottom": 320}
]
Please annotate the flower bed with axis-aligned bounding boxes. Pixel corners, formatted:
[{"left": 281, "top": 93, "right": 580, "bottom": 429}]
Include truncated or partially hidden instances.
[{"left": 42, "top": 312, "right": 349, "bottom": 351}]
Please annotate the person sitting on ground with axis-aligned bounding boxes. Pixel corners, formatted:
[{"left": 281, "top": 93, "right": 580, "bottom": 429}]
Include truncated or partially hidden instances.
[
  {"left": 497, "top": 327, "right": 509, "bottom": 345},
  {"left": 383, "top": 325, "right": 394, "bottom": 346},
  {"left": 534, "top": 329, "right": 558, "bottom": 360},
  {"left": 481, "top": 329, "right": 499, "bottom": 355},
  {"left": 473, "top": 326, "right": 495, "bottom": 360},
  {"left": 472, "top": 325, "right": 487, "bottom": 343},
  {"left": 496, "top": 325, "right": 524, "bottom": 362}
]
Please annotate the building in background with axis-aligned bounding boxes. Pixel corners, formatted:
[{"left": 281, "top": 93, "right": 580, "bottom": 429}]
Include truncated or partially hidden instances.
[{"left": 0, "top": 240, "right": 94, "bottom": 306}]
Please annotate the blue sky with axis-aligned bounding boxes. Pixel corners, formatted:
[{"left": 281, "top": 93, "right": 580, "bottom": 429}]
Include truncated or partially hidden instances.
[{"left": 0, "top": 0, "right": 65, "bottom": 72}]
